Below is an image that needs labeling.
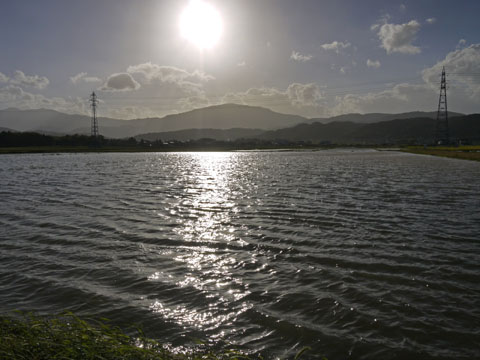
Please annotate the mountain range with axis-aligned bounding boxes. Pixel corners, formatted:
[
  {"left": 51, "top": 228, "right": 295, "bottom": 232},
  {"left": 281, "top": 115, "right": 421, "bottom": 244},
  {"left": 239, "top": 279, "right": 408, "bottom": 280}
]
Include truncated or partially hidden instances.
[
  {"left": 258, "top": 115, "right": 480, "bottom": 144},
  {"left": 0, "top": 104, "right": 306, "bottom": 138},
  {"left": 307, "top": 111, "right": 463, "bottom": 124},
  {"left": 1, "top": 104, "right": 476, "bottom": 144}
]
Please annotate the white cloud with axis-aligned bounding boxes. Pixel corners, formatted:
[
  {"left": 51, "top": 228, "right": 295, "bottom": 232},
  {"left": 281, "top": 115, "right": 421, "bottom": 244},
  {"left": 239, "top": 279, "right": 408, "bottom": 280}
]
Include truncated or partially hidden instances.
[
  {"left": 456, "top": 39, "right": 467, "bottom": 49},
  {"left": 109, "top": 106, "right": 158, "bottom": 120},
  {"left": 237, "top": 61, "right": 246, "bottom": 67},
  {"left": 125, "top": 62, "right": 214, "bottom": 99},
  {"left": 332, "top": 43, "right": 480, "bottom": 115},
  {"left": 374, "top": 20, "right": 421, "bottom": 54},
  {"left": 287, "top": 83, "right": 323, "bottom": 106},
  {"left": 71, "top": 72, "right": 101, "bottom": 84},
  {"left": 0, "top": 73, "right": 9, "bottom": 83},
  {"left": 0, "top": 84, "right": 88, "bottom": 114},
  {"left": 3, "top": 44, "right": 480, "bottom": 119},
  {"left": 10, "top": 70, "right": 49, "bottom": 89},
  {"left": 84, "top": 76, "right": 101, "bottom": 83},
  {"left": 426, "top": 18, "right": 436, "bottom": 24},
  {"left": 399, "top": 4, "right": 406, "bottom": 12},
  {"left": 222, "top": 86, "right": 286, "bottom": 106},
  {"left": 367, "top": 59, "right": 381, "bottom": 68},
  {"left": 422, "top": 44, "right": 480, "bottom": 98},
  {"left": 0, "top": 85, "right": 26, "bottom": 102},
  {"left": 321, "top": 41, "right": 351, "bottom": 54},
  {"left": 333, "top": 82, "right": 434, "bottom": 114},
  {"left": 70, "top": 72, "right": 87, "bottom": 84},
  {"left": 290, "top": 51, "right": 313, "bottom": 62},
  {"left": 127, "top": 62, "right": 214, "bottom": 83},
  {"left": 177, "top": 95, "right": 211, "bottom": 111},
  {"left": 223, "top": 84, "right": 322, "bottom": 108},
  {"left": 100, "top": 73, "right": 140, "bottom": 92},
  {"left": 221, "top": 83, "right": 330, "bottom": 117}
]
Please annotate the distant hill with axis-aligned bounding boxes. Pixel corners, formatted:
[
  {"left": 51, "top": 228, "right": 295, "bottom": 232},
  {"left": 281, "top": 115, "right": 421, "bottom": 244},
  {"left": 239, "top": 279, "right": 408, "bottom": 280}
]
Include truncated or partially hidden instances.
[
  {"left": 132, "top": 104, "right": 307, "bottom": 134},
  {"left": 0, "top": 105, "right": 470, "bottom": 141},
  {"left": 0, "top": 108, "right": 124, "bottom": 135},
  {"left": 310, "top": 111, "right": 464, "bottom": 124},
  {"left": 0, "top": 104, "right": 306, "bottom": 138},
  {"left": 260, "top": 121, "right": 363, "bottom": 143},
  {"left": 135, "top": 128, "right": 265, "bottom": 142},
  {"left": 0, "top": 126, "right": 17, "bottom": 132},
  {"left": 259, "top": 114, "right": 480, "bottom": 144}
]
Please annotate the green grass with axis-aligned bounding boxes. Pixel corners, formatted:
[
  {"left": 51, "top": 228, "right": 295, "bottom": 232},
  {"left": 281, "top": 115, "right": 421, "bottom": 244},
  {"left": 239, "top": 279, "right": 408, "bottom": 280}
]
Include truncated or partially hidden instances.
[
  {"left": 401, "top": 146, "right": 480, "bottom": 162},
  {"left": 0, "top": 312, "right": 261, "bottom": 360},
  {"left": 0, "top": 312, "right": 320, "bottom": 360}
]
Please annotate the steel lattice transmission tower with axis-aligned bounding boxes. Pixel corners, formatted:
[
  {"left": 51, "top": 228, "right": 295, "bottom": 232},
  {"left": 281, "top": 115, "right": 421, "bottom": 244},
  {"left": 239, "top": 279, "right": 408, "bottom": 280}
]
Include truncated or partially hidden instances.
[
  {"left": 435, "top": 67, "right": 449, "bottom": 145},
  {"left": 89, "top": 91, "right": 99, "bottom": 138}
]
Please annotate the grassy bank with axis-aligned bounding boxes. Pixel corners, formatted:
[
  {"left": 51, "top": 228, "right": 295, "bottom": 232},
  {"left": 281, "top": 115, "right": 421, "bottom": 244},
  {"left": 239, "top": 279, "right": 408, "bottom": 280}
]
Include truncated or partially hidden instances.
[
  {"left": 0, "top": 313, "right": 318, "bottom": 360},
  {"left": 0, "top": 312, "right": 258, "bottom": 360},
  {"left": 401, "top": 146, "right": 480, "bottom": 161}
]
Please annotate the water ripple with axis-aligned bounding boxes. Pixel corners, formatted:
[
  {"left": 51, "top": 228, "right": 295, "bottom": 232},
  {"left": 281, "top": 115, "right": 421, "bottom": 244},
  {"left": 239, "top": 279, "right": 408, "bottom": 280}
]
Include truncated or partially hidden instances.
[{"left": 0, "top": 150, "right": 479, "bottom": 359}]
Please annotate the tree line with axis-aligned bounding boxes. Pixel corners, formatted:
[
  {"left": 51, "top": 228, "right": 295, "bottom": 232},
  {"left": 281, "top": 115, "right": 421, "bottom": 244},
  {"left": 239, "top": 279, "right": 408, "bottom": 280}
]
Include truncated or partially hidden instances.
[{"left": 0, "top": 131, "right": 318, "bottom": 150}]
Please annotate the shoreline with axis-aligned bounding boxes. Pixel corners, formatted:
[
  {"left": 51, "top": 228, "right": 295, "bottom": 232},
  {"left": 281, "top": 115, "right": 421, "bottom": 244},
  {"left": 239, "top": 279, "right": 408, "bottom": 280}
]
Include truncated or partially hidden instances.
[
  {"left": 0, "top": 145, "right": 357, "bottom": 154},
  {"left": 0, "top": 312, "right": 261, "bottom": 360},
  {"left": 0, "top": 145, "right": 480, "bottom": 161},
  {"left": 400, "top": 146, "right": 480, "bottom": 162},
  {"left": 2, "top": 145, "right": 480, "bottom": 162}
]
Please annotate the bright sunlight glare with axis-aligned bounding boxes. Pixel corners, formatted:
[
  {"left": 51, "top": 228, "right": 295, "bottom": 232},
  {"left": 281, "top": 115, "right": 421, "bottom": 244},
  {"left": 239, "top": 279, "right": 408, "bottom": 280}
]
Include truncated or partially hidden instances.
[{"left": 179, "top": 0, "right": 223, "bottom": 49}]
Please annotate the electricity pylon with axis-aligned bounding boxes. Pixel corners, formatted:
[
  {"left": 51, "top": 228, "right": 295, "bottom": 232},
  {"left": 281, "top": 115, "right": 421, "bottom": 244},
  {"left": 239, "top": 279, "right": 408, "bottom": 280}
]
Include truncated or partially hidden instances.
[
  {"left": 89, "top": 91, "right": 99, "bottom": 138},
  {"left": 435, "top": 67, "right": 449, "bottom": 145}
]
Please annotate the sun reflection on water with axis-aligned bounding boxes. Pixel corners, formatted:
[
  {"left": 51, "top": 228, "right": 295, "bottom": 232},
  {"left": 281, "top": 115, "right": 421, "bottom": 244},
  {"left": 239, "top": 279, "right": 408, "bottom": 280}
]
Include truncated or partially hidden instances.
[
  {"left": 148, "top": 153, "right": 251, "bottom": 334},
  {"left": 178, "top": 153, "right": 239, "bottom": 243}
]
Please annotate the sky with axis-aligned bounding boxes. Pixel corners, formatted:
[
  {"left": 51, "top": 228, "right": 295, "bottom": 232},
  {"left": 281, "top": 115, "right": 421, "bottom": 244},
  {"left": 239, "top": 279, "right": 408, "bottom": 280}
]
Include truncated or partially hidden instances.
[{"left": 1, "top": 0, "right": 480, "bottom": 119}]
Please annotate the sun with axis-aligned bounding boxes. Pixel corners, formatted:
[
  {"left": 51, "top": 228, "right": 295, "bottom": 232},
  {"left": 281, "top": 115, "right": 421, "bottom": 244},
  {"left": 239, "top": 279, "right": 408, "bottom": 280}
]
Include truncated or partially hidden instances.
[{"left": 180, "top": 0, "right": 223, "bottom": 49}]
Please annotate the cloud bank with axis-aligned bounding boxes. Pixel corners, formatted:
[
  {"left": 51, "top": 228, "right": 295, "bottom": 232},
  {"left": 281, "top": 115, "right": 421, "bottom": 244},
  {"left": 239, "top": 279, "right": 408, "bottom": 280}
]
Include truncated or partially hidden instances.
[
  {"left": 0, "top": 73, "right": 9, "bottom": 83},
  {"left": 127, "top": 62, "right": 214, "bottom": 84},
  {"left": 422, "top": 44, "right": 480, "bottom": 98},
  {"left": 10, "top": 70, "right": 49, "bottom": 89},
  {"left": 222, "top": 82, "right": 329, "bottom": 118},
  {"left": 0, "top": 84, "right": 88, "bottom": 114},
  {"left": 3, "top": 43, "right": 480, "bottom": 119}
]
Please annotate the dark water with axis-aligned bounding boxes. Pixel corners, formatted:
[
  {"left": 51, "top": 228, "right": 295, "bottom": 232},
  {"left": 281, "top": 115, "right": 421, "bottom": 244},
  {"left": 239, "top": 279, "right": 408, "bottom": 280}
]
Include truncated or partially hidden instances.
[{"left": 0, "top": 150, "right": 479, "bottom": 359}]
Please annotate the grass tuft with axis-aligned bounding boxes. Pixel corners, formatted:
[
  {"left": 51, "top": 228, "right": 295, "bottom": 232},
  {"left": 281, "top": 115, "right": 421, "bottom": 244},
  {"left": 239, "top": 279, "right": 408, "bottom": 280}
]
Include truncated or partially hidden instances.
[{"left": 0, "top": 312, "right": 262, "bottom": 360}]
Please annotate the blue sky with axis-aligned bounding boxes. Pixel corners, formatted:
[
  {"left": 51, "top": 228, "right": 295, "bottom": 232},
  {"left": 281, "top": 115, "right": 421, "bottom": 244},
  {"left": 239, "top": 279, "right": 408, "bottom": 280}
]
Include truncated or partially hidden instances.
[{"left": 1, "top": 0, "right": 479, "bottom": 119}]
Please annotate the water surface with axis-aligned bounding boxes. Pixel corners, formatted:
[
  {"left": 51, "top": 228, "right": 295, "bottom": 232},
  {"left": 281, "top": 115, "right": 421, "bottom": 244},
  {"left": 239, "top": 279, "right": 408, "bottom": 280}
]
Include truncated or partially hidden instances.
[{"left": 0, "top": 150, "right": 479, "bottom": 359}]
